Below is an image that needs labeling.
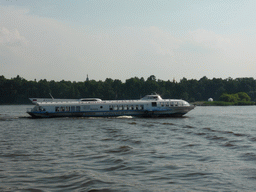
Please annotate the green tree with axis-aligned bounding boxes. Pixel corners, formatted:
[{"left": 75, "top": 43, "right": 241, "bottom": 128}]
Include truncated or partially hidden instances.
[
  {"left": 237, "top": 92, "right": 251, "bottom": 102},
  {"left": 219, "top": 92, "right": 250, "bottom": 102},
  {"left": 1, "top": 75, "right": 256, "bottom": 104}
]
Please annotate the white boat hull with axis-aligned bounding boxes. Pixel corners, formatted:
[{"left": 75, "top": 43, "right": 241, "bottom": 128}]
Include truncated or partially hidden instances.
[
  {"left": 27, "top": 95, "right": 195, "bottom": 118},
  {"left": 27, "top": 106, "right": 195, "bottom": 118}
]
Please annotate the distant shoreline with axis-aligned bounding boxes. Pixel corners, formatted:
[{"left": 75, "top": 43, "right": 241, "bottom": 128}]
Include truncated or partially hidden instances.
[{"left": 191, "top": 101, "right": 256, "bottom": 106}]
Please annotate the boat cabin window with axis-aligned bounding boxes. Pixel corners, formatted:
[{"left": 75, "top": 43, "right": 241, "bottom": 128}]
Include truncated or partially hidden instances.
[
  {"left": 76, "top": 106, "right": 80, "bottom": 111},
  {"left": 148, "top": 96, "right": 158, "bottom": 99},
  {"left": 32, "top": 106, "right": 40, "bottom": 112},
  {"left": 152, "top": 102, "right": 157, "bottom": 107},
  {"left": 55, "top": 106, "right": 71, "bottom": 112},
  {"left": 141, "top": 95, "right": 162, "bottom": 100},
  {"left": 82, "top": 105, "right": 90, "bottom": 110},
  {"left": 182, "top": 101, "right": 189, "bottom": 106},
  {"left": 178, "top": 102, "right": 182, "bottom": 106},
  {"left": 39, "top": 106, "right": 45, "bottom": 111},
  {"left": 80, "top": 98, "right": 101, "bottom": 102}
]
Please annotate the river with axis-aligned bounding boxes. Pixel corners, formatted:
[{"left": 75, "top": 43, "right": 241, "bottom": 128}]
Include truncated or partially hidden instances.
[{"left": 0, "top": 105, "right": 256, "bottom": 191}]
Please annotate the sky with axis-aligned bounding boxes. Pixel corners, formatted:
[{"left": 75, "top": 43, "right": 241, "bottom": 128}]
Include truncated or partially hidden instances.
[{"left": 1, "top": 0, "right": 256, "bottom": 82}]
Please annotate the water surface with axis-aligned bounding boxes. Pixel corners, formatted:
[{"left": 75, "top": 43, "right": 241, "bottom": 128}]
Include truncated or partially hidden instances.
[{"left": 0, "top": 105, "right": 256, "bottom": 191}]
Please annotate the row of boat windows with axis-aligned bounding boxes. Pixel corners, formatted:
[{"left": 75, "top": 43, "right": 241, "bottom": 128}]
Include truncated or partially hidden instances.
[
  {"left": 107, "top": 102, "right": 184, "bottom": 110},
  {"left": 159, "top": 102, "right": 184, "bottom": 107},
  {"left": 53, "top": 102, "right": 184, "bottom": 112},
  {"left": 55, "top": 106, "right": 80, "bottom": 112},
  {"left": 54, "top": 105, "right": 145, "bottom": 112},
  {"left": 109, "top": 105, "right": 144, "bottom": 111}
]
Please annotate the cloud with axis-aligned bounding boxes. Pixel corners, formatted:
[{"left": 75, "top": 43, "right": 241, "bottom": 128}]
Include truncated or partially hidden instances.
[
  {"left": 187, "top": 29, "right": 230, "bottom": 50},
  {"left": 1, "top": 6, "right": 183, "bottom": 81},
  {"left": 145, "top": 26, "right": 181, "bottom": 56},
  {"left": 187, "top": 29, "right": 256, "bottom": 62},
  {"left": 0, "top": 27, "right": 28, "bottom": 46},
  {"left": 0, "top": 5, "right": 256, "bottom": 82},
  {"left": 165, "top": 28, "right": 256, "bottom": 80}
]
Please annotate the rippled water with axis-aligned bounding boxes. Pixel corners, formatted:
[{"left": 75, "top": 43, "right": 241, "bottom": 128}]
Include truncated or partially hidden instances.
[{"left": 1, "top": 105, "right": 256, "bottom": 191}]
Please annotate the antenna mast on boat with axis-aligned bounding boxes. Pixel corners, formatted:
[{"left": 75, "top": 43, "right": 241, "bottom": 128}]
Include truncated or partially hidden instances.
[{"left": 49, "top": 93, "right": 54, "bottom": 99}]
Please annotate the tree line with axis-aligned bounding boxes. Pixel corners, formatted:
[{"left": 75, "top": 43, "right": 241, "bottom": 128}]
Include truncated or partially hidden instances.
[{"left": 0, "top": 75, "right": 256, "bottom": 104}]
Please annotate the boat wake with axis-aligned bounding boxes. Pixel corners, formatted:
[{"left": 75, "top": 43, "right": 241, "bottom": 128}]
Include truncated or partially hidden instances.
[
  {"left": 0, "top": 115, "right": 17, "bottom": 121},
  {"left": 0, "top": 114, "right": 30, "bottom": 121},
  {"left": 116, "top": 116, "right": 133, "bottom": 119}
]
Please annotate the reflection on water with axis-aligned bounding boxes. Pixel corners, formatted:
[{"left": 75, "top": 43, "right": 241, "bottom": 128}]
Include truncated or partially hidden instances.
[{"left": 0, "top": 105, "right": 256, "bottom": 191}]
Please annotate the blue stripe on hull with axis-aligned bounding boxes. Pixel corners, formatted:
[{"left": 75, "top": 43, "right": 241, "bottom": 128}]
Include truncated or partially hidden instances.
[{"left": 27, "top": 109, "right": 190, "bottom": 118}]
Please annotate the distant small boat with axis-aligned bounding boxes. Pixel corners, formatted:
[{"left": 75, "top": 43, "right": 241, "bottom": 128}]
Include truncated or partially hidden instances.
[{"left": 27, "top": 94, "right": 195, "bottom": 118}]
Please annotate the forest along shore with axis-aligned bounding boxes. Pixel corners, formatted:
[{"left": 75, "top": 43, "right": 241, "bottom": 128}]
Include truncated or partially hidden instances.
[{"left": 0, "top": 75, "right": 256, "bottom": 105}]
